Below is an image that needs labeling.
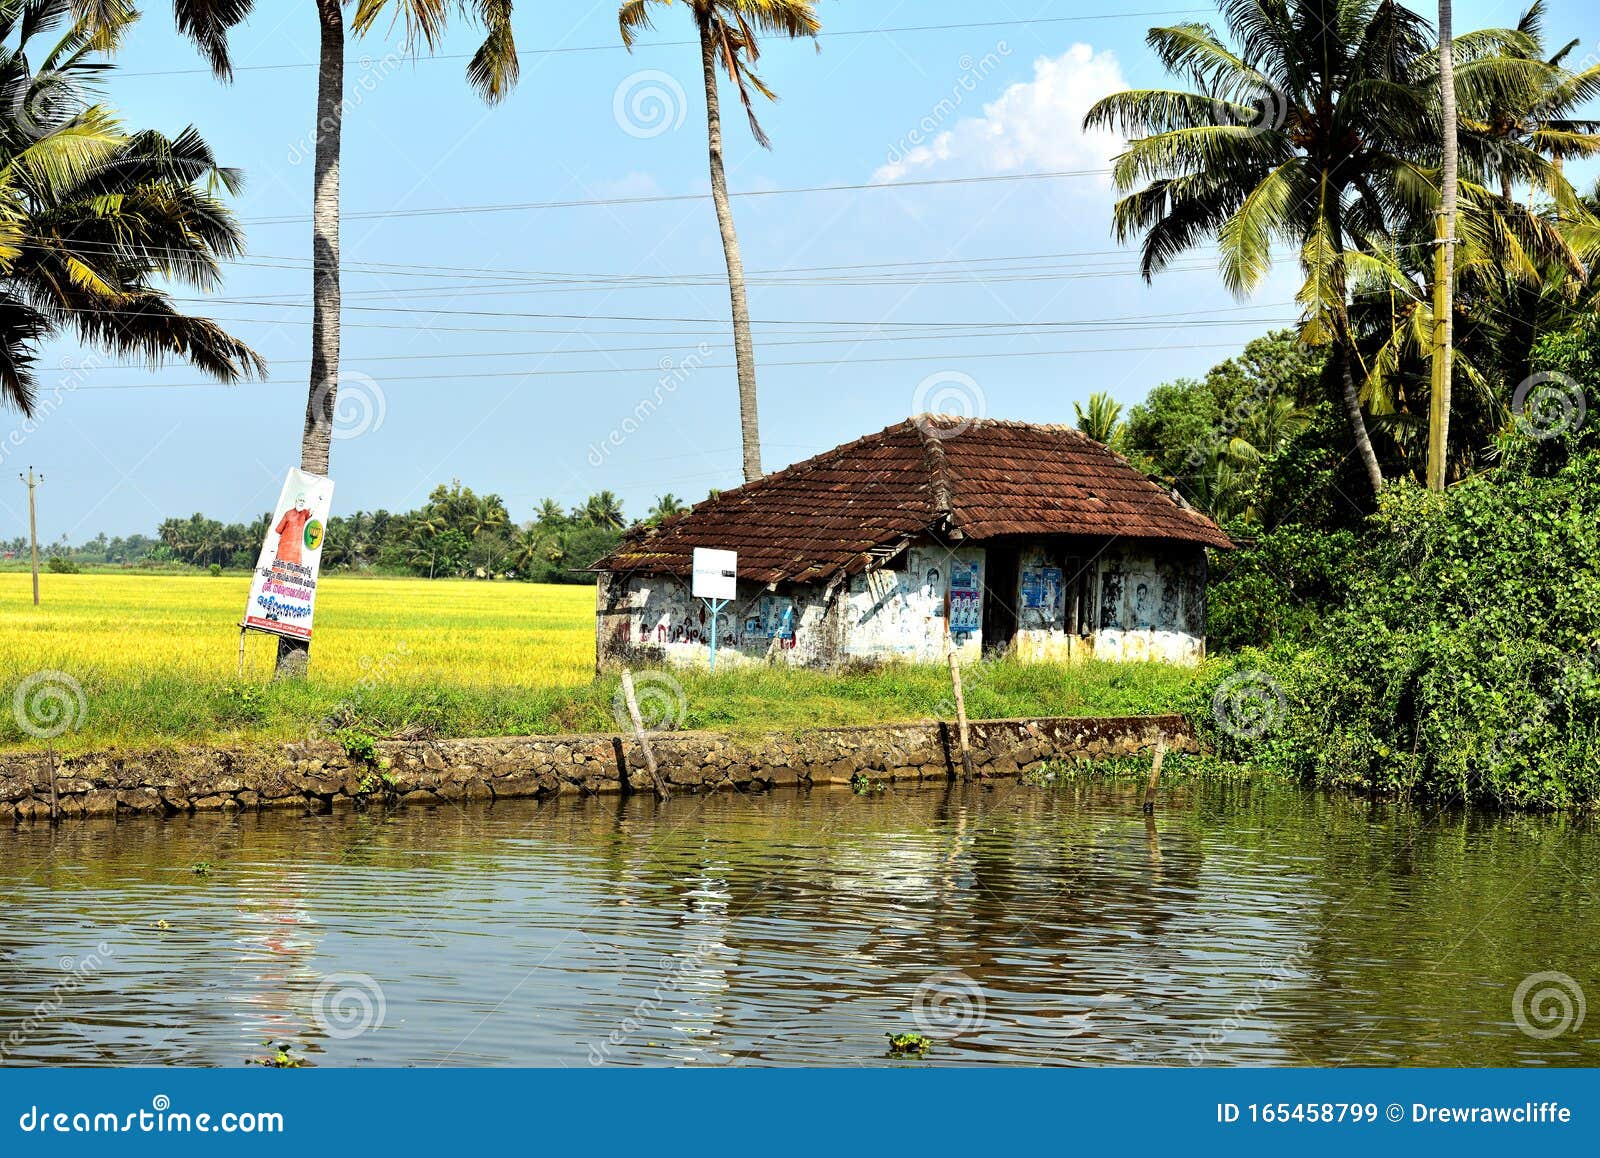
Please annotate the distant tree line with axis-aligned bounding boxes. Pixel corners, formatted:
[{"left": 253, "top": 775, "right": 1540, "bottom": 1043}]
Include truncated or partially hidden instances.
[{"left": 18, "top": 485, "right": 699, "bottom": 582}]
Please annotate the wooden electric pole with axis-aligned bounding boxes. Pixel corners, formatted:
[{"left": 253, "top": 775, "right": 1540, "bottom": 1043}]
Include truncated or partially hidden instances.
[{"left": 19, "top": 467, "right": 42, "bottom": 606}]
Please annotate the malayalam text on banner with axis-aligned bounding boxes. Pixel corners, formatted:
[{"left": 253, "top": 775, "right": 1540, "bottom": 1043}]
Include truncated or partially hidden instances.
[{"left": 243, "top": 467, "right": 334, "bottom": 641}]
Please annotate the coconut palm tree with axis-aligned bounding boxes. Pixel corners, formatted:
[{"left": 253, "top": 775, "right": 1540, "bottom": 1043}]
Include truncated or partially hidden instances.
[
  {"left": 1463, "top": 2, "right": 1600, "bottom": 203},
  {"left": 1346, "top": 194, "right": 1586, "bottom": 478},
  {"left": 103, "top": 0, "right": 520, "bottom": 674},
  {"left": 1083, "top": 0, "right": 1563, "bottom": 498},
  {"left": 619, "top": 0, "right": 820, "bottom": 484},
  {"left": 466, "top": 494, "right": 510, "bottom": 540},
  {"left": 1073, "top": 392, "right": 1124, "bottom": 445},
  {"left": 0, "top": 1, "right": 262, "bottom": 413},
  {"left": 646, "top": 492, "right": 689, "bottom": 524},
  {"left": 578, "top": 490, "right": 626, "bottom": 531},
  {"left": 533, "top": 497, "right": 567, "bottom": 528},
  {"left": 508, "top": 525, "right": 545, "bottom": 575}
]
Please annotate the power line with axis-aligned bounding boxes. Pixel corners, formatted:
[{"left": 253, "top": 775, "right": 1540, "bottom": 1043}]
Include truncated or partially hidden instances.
[
  {"left": 72, "top": 340, "right": 1280, "bottom": 391},
  {"left": 113, "top": 10, "right": 1208, "bottom": 79},
  {"left": 163, "top": 290, "right": 1269, "bottom": 325},
  {"left": 81, "top": 304, "right": 1295, "bottom": 373},
  {"left": 242, "top": 168, "right": 1111, "bottom": 226},
  {"left": 224, "top": 246, "right": 1167, "bottom": 285}
]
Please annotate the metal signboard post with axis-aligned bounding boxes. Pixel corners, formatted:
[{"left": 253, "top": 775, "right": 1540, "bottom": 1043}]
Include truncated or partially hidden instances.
[{"left": 691, "top": 548, "right": 738, "bottom": 670}]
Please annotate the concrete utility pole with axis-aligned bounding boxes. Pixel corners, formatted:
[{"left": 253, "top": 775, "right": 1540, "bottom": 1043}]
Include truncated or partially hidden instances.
[
  {"left": 19, "top": 467, "right": 42, "bottom": 605},
  {"left": 1428, "top": 0, "right": 1459, "bottom": 492}
]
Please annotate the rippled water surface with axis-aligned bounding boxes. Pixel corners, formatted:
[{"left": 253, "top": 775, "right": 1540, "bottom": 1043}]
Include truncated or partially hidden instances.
[{"left": 2, "top": 779, "right": 1598, "bottom": 1067}]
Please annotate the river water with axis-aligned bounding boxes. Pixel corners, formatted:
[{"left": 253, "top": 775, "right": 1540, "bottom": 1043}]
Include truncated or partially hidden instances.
[{"left": 1, "top": 779, "right": 1596, "bottom": 1067}]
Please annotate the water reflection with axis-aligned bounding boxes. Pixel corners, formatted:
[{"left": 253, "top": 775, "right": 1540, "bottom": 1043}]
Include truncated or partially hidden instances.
[{"left": 0, "top": 780, "right": 1595, "bottom": 1067}]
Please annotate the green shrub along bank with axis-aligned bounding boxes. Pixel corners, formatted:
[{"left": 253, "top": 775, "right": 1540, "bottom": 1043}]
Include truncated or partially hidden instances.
[{"left": 1197, "top": 451, "right": 1600, "bottom": 811}]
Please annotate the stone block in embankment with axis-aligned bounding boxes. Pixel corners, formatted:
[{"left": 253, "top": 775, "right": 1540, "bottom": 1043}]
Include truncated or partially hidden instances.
[{"left": 0, "top": 715, "right": 1195, "bottom": 823}]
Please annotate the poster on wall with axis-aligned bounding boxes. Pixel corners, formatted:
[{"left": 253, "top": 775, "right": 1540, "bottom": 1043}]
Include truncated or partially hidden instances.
[
  {"left": 243, "top": 467, "right": 335, "bottom": 641},
  {"left": 1020, "top": 565, "right": 1062, "bottom": 612},
  {"left": 949, "top": 558, "right": 982, "bottom": 640}
]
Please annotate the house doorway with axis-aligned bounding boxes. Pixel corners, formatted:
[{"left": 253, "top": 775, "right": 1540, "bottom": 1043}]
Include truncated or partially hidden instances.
[{"left": 982, "top": 546, "right": 1019, "bottom": 654}]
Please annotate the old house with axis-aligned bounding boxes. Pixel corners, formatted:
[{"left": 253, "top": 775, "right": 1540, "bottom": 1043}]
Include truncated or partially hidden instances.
[{"left": 592, "top": 417, "right": 1231, "bottom": 669}]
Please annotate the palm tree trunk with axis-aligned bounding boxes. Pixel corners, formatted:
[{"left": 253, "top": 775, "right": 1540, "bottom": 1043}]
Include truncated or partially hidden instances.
[
  {"left": 1428, "top": 0, "right": 1458, "bottom": 492},
  {"left": 1325, "top": 198, "right": 1383, "bottom": 498},
  {"left": 697, "top": 16, "right": 763, "bottom": 482},
  {"left": 275, "top": 0, "right": 344, "bottom": 680},
  {"left": 1339, "top": 341, "right": 1384, "bottom": 497}
]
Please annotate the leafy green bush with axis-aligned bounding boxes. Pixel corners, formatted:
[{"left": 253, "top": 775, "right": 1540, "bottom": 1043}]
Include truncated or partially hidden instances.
[
  {"left": 1207, "top": 524, "right": 1357, "bottom": 651},
  {"left": 46, "top": 556, "right": 80, "bottom": 574},
  {"left": 1197, "top": 453, "right": 1600, "bottom": 810}
]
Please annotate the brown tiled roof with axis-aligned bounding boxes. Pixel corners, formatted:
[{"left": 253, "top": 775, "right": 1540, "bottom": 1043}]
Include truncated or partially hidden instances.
[{"left": 594, "top": 417, "right": 1231, "bottom": 585}]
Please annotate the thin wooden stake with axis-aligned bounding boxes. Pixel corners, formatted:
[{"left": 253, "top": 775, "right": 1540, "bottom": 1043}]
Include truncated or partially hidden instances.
[
  {"left": 47, "top": 743, "right": 59, "bottom": 824},
  {"left": 948, "top": 650, "right": 976, "bottom": 781},
  {"left": 237, "top": 626, "right": 248, "bottom": 678},
  {"left": 619, "top": 670, "right": 671, "bottom": 801},
  {"left": 1142, "top": 741, "right": 1167, "bottom": 813}
]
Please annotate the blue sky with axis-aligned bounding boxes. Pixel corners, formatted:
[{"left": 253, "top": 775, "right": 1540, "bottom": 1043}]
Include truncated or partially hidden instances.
[{"left": 1, "top": 0, "right": 1583, "bottom": 541}]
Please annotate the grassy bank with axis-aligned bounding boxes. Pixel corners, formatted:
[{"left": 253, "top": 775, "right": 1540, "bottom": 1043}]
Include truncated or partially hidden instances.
[{"left": 1, "top": 572, "right": 1200, "bottom": 752}]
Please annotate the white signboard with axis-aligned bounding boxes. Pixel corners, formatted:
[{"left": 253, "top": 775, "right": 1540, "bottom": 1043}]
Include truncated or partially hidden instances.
[
  {"left": 691, "top": 547, "right": 737, "bottom": 601},
  {"left": 243, "top": 467, "right": 335, "bottom": 641}
]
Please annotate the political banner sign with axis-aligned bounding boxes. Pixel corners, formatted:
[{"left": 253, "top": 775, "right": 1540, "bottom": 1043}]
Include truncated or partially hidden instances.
[{"left": 243, "top": 468, "right": 335, "bottom": 641}]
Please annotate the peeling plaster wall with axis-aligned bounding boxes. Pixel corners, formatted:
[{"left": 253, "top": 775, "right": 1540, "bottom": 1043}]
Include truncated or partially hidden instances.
[
  {"left": 596, "top": 540, "right": 1206, "bottom": 669},
  {"left": 839, "top": 545, "right": 984, "bottom": 663},
  {"left": 1002, "top": 542, "right": 1206, "bottom": 666},
  {"left": 598, "top": 573, "right": 840, "bottom": 668},
  {"left": 1091, "top": 544, "right": 1207, "bottom": 665}
]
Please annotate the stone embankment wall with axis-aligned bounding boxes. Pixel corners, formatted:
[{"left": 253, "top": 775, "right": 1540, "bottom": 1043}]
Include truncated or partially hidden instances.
[{"left": 0, "top": 715, "right": 1195, "bottom": 822}]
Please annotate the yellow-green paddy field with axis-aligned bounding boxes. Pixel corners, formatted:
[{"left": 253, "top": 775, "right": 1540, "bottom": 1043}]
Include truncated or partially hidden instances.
[{"left": 0, "top": 571, "right": 1200, "bottom": 752}]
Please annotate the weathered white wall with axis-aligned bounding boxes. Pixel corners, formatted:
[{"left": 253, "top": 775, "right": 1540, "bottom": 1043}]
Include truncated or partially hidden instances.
[
  {"left": 607, "top": 574, "right": 836, "bottom": 668},
  {"left": 597, "top": 540, "right": 1205, "bottom": 668},
  {"left": 1007, "top": 543, "right": 1205, "bottom": 665},
  {"left": 1090, "top": 546, "right": 1206, "bottom": 665},
  {"left": 838, "top": 546, "right": 985, "bottom": 663}
]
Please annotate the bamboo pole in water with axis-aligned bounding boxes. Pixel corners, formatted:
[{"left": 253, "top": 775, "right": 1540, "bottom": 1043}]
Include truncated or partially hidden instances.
[
  {"left": 948, "top": 650, "right": 976, "bottom": 781},
  {"left": 1142, "top": 742, "right": 1167, "bottom": 813},
  {"left": 47, "top": 744, "right": 59, "bottom": 824},
  {"left": 619, "top": 670, "right": 671, "bottom": 801}
]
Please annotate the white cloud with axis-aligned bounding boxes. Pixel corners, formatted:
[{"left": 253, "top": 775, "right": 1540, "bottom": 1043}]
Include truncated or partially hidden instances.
[{"left": 874, "top": 44, "right": 1127, "bottom": 185}]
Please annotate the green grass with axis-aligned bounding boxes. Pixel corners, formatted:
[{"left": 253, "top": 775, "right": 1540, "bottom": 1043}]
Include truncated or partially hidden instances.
[{"left": 0, "top": 571, "right": 1202, "bottom": 752}]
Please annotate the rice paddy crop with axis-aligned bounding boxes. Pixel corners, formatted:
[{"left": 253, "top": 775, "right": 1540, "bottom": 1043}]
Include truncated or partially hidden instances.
[{"left": 0, "top": 571, "right": 1201, "bottom": 752}]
